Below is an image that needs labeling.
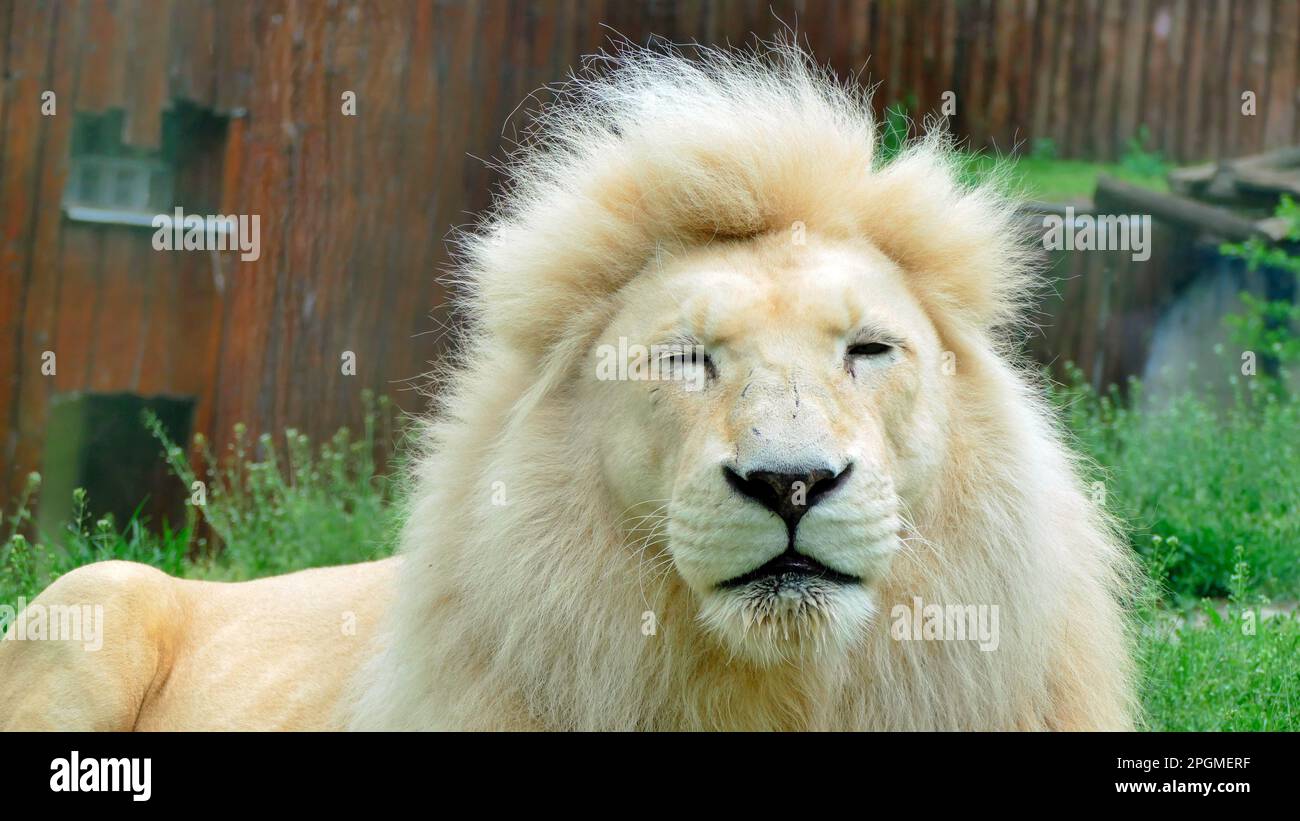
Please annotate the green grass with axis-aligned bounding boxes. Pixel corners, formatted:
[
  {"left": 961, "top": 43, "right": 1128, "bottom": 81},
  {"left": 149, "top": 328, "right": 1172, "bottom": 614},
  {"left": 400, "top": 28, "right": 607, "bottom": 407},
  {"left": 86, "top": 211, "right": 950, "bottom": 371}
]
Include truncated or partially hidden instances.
[
  {"left": 1059, "top": 367, "right": 1300, "bottom": 600},
  {"left": 1058, "top": 360, "right": 1300, "bottom": 730},
  {"left": 954, "top": 128, "right": 1173, "bottom": 202},
  {"left": 961, "top": 153, "right": 1170, "bottom": 202},
  {"left": 0, "top": 390, "right": 401, "bottom": 605},
  {"left": 1141, "top": 605, "right": 1299, "bottom": 731},
  {"left": 3, "top": 376, "right": 1297, "bottom": 730},
  {"left": 1137, "top": 543, "right": 1299, "bottom": 731}
]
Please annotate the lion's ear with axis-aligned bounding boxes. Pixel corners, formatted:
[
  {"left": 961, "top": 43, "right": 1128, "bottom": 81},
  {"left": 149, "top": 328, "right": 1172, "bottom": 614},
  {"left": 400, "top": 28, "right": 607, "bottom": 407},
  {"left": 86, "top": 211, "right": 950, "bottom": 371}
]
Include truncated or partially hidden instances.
[{"left": 855, "top": 146, "right": 1037, "bottom": 332}]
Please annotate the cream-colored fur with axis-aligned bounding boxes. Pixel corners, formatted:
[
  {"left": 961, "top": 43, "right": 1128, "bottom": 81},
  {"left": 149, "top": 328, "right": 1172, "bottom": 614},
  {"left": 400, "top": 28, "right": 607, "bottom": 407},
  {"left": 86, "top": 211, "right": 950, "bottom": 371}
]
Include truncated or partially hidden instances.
[
  {"left": 0, "top": 559, "right": 395, "bottom": 730},
  {"left": 0, "top": 42, "right": 1136, "bottom": 731}
]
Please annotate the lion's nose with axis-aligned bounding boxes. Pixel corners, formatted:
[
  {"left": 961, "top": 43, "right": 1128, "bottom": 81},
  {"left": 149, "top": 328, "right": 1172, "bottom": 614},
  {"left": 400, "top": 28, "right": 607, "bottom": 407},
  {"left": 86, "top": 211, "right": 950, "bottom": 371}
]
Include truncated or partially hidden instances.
[{"left": 723, "top": 464, "right": 853, "bottom": 533}]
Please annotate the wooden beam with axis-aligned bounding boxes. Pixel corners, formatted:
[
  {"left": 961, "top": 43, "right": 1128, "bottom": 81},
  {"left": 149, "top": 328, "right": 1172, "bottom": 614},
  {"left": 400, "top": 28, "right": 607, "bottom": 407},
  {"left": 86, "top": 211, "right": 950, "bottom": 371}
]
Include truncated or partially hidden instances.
[{"left": 1095, "top": 175, "right": 1280, "bottom": 240}]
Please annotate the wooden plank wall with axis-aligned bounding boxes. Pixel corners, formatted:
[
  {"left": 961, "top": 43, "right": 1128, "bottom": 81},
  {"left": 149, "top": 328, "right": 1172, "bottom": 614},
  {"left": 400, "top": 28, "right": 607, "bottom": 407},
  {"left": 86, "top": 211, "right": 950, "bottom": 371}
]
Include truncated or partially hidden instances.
[
  {"left": 0, "top": 0, "right": 1297, "bottom": 512},
  {"left": 589, "top": 0, "right": 1300, "bottom": 162}
]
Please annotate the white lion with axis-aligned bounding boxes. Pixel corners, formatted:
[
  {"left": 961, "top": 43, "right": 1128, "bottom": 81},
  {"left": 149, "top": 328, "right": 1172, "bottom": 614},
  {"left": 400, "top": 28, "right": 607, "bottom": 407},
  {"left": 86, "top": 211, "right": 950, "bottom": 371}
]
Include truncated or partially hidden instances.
[{"left": 1, "top": 42, "right": 1136, "bottom": 731}]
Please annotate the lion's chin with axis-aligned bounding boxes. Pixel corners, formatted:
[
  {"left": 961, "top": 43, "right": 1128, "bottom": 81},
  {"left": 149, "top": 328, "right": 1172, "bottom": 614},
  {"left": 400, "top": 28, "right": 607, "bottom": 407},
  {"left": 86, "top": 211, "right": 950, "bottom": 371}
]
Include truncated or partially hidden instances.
[{"left": 697, "top": 578, "right": 877, "bottom": 666}]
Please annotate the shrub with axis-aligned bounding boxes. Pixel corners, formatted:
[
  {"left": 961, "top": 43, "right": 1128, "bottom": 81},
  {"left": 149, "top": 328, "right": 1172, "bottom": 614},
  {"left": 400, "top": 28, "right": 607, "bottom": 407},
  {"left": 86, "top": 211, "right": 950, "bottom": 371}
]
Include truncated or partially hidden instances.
[
  {"left": 1058, "top": 365, "right": 1300, "bottom": 599},
  {"left": 1, "top": 391, "right": 401, "bottom": 612}
]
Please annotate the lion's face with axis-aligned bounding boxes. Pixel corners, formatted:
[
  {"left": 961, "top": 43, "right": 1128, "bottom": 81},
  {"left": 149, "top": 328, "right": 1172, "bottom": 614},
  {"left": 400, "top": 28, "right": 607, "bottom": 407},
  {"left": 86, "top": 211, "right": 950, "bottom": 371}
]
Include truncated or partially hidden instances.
[{"left": 586, "top": 233, "right": 951, "bottom": 663}]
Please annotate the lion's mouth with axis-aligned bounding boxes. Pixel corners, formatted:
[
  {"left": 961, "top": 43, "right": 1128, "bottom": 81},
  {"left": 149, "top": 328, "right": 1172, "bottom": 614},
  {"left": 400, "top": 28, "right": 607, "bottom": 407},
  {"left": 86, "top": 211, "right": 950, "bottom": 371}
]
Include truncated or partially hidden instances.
[{"left": 717, "top": 549, "right": 859, "bottom": 590}]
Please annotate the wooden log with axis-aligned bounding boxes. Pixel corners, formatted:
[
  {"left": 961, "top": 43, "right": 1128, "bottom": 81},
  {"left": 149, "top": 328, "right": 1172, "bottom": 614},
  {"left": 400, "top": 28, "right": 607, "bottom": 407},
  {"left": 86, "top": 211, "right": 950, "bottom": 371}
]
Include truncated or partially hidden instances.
[
  {"left": 1230, "top": 166, "right": 1300, "bottom": 197},
  {"left": 1167, "top": 161, "right": 1217, "bottom": 196},
  {"left": 1224, "top": 145, "right": 1300, "bottom": 169},
  {"left": 1095, "top": 175, "right": 1280, "bottom": 240},
  {"left": 1199, "top": 145, "right": 1300, "bottom": 200}
]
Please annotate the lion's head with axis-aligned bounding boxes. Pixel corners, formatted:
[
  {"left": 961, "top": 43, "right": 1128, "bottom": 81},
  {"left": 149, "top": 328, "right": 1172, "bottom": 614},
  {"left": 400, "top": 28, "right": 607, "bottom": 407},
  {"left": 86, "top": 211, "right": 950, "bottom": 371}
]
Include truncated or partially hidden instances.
[{"left": 351, "top": 41, "right": 1135, "bottom": 730}]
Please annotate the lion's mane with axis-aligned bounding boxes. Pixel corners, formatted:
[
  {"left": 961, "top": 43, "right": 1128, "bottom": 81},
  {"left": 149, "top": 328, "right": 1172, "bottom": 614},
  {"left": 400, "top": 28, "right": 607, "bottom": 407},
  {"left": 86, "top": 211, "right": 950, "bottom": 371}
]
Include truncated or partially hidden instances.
[{"left": 348, "top": 41, "right": 1138, "bottom": 730}]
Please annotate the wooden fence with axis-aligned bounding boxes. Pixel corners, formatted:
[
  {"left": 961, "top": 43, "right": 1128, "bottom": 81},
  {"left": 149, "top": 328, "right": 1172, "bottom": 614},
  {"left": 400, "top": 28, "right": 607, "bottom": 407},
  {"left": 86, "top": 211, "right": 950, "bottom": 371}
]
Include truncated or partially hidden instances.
[{"left": 583, "top": 0, "right": 1300, "bottom": 163}]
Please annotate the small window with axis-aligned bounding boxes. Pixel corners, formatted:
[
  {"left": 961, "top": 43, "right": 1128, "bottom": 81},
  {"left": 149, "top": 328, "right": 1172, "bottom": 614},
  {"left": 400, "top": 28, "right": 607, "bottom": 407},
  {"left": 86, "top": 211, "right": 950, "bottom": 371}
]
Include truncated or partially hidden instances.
[
  {"left": 65, "top": 156, "right": 173, "bottom": 221},
  {"left": 61, "top": 104, "right": 227, "bottom": 229},
  {"left": 63, "top": 110, "right": 175, "bottom": 227}
]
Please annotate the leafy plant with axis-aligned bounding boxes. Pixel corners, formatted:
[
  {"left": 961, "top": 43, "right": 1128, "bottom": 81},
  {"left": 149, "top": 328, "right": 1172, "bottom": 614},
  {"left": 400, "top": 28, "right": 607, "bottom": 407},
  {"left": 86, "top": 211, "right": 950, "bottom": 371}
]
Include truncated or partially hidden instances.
[
  {"left": 1120, "top": 125, "right": 1171, "bottom": 178},
  {"left": 1, "top": 392, "right": 402, "bottom": 612},
  {"left": 2, "top": 478, "right": 190, "bottom": 617},
  {"left": 1029, "top": 136, "right": 1058, "bottom": 161},
  {"left": 1139, "top": 547, "right": 1299, "bottom": 731},
  {"left": 1220, "top": 194, "right": 1300, "bottom": 377},
  {"left": 1058, "top": 362, "right": 1300, "bottom": 600}
]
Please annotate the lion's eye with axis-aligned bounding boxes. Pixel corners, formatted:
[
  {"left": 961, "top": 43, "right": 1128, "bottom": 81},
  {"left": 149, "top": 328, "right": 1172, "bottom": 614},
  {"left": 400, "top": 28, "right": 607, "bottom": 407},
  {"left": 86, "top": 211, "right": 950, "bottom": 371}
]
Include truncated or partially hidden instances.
[
  {"left": 658, "top": 345, "right": 717, "bottom": 382},
  {"left": 847, "top": 341, "right": 892, "bottom": 357}
]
